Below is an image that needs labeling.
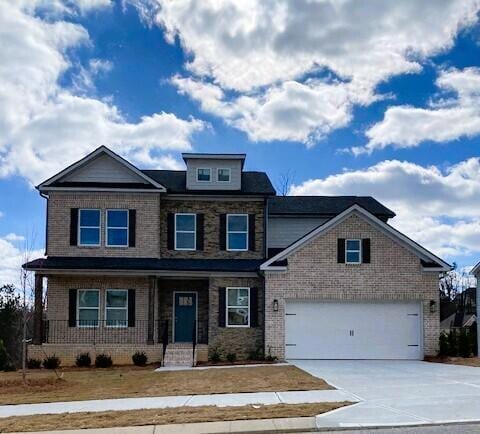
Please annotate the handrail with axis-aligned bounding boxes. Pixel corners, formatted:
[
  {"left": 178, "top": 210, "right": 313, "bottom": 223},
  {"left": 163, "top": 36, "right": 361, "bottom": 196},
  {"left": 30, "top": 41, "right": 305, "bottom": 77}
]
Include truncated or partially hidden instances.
[{"left": 161, "top": 320, "right": 169, "bottom": 367}]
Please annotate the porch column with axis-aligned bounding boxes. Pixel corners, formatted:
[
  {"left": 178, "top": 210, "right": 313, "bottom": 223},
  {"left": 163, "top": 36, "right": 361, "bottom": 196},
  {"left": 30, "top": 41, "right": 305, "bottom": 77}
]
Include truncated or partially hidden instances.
[
  {"left": 147, "top": 276, "right": 156, "bottom": 345},
  {"left": 33, "top": 274, "right": 43, "bottom": 345}
]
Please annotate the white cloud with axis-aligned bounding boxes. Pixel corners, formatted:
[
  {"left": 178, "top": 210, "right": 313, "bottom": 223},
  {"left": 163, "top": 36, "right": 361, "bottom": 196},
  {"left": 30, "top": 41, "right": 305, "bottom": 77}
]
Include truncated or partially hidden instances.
[
  {"left": 0, "top": 1, "right": 204, "bottom": 185},
  {"left": 131, "top": 0, "right": 480, "bottom": 144},
  {"left": 289, "top": 158, "right": 480, "bottom": 258},
  {"left": 3, "top": 234, "right": 25, "bottom": 242},
  {"left": 357, "top": 67, "right": 480, "bottom": 153},
  {"left": 0, "top": 212, "right": 4, "bottom": 218}
]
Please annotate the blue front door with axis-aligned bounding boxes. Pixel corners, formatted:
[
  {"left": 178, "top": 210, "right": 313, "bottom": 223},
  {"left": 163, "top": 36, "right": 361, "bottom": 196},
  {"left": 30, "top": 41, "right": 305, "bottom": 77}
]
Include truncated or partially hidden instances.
[{"left": 174, "top": 292, "right": 197, "bottom": 343}]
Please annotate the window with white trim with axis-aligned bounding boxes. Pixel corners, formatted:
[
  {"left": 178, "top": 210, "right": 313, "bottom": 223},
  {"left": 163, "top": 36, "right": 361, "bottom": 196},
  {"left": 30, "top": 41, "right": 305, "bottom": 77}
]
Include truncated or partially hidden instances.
[
  {"left": 78, "top": 290, "right": 99, "bottom": 327},
  {"left": 197, "top": 168, "right": 211, "bottom": 182},
  {"left": 226, "top": 287, "right": 250, "bottom": 327},
  {"left": 217, "top": 168, "right": 231, "bottom": 182},
  {"left": 105, "top": 289, "right": 128, "bottom": 327},
  {"left": 227, "top": 214, "right": 248, "bottom": 251},
  {"left": 175, "top": 213, "right": 196, "bottom": 250},
  {"left": 106, "top": 209, "right": 128, "bottom": 247},
  {"left": 78, "top": 209, "right": 100, "bottom": 246},
  {"left": 345, "top": 239, "right": 361, "bottom": 264}
]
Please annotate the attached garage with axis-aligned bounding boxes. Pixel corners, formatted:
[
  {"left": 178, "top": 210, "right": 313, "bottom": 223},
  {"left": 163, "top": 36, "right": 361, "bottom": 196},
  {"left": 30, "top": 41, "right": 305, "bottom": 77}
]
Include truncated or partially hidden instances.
[{"left": 285, "top": 301, "right": 422, "bottom": 360}]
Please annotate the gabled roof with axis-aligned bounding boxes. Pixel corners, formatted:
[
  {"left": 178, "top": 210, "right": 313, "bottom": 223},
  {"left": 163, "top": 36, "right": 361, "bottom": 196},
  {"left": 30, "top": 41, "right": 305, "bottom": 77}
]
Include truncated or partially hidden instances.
[
  {"left": 37, "top": 146, "right": 166, "bottom": 192},
  {"left": 261, "top": 204, "right": 451, "bottom": 271},
  {"left": 472, "top": 262, "right": 480, "bottom": 276},
  {"left": 142, "top": 170, "right": 275, "bottom": 196},
  {"left": 182, "top": 153, "right": 246, "bottom": 169},
  {"left": 268, "top": 196, "right": 395, "bottom": 220}
]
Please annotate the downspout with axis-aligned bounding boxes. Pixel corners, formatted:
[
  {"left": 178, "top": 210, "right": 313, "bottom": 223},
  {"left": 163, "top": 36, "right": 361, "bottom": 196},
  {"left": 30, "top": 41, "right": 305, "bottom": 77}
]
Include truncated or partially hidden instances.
[{"left": 477, "top": 272, "right": 479, "bottom": 356}]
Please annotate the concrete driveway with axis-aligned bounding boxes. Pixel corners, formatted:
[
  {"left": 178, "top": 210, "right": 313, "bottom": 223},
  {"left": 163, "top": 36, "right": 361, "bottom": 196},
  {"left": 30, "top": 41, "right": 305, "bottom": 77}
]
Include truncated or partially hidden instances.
[{"left": 292, "top": 360, "right": 480, "bottom": 428}]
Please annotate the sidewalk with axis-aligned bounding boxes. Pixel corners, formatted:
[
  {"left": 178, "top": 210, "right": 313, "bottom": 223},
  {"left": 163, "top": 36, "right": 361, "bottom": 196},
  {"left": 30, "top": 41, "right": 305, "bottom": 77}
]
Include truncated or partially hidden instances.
[{"left": 0, "top": 389, "right": 357, "bottom": 418}]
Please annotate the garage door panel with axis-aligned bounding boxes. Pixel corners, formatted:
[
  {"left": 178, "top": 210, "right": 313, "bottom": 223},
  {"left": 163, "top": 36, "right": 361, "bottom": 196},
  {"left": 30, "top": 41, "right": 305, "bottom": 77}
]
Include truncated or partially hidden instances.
[{"left": 285, "top": 301, "right": 421, "bottom": 360}]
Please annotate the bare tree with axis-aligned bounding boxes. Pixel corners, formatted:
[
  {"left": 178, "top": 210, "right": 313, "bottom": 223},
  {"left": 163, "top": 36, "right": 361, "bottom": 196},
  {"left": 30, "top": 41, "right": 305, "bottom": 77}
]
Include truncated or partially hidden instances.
[{"left": 276, "top": 170, "right": 296, "bottom": 196}]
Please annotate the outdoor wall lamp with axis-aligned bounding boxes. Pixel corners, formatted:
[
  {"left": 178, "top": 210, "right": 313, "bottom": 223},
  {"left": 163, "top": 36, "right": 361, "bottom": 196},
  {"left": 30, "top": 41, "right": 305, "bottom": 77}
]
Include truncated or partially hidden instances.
[
  {"left": 430, "top": 300, "right": 437, "bottom": 313},
  {"left": 273, "top": 299, "right": 279, "bottom": 312}
]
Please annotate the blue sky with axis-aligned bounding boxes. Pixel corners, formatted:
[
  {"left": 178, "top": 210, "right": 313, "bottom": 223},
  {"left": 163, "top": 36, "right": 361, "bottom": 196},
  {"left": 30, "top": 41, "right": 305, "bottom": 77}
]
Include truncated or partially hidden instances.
[{"left": 1, "top": 0, "right": 480, "bottom": 285}]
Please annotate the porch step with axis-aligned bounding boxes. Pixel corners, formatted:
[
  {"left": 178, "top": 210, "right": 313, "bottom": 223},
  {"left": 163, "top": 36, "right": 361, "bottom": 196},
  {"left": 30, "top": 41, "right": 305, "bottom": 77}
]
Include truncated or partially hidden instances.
[{"left": 163, "top": 345, "right": 196, "bottom": 367}]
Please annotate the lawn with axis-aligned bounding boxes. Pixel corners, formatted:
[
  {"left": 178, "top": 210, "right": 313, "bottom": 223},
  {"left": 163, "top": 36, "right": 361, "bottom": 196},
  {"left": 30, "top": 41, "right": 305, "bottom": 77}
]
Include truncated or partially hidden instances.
[
  {"left": 0, "top": 365, "right": 332, "bottom": 405},
  {"left": 0, "top": 402, "right": 349, "bottom": 433},
  {"left": 426, "top": 356, "right": 480, "bottom": 367}
]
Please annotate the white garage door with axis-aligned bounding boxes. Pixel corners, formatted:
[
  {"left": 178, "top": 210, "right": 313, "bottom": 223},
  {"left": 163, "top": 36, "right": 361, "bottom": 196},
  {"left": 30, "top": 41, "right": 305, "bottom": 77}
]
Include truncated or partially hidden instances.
[{"left": 285, "top": 301, "right": 422, "bottom": 360}]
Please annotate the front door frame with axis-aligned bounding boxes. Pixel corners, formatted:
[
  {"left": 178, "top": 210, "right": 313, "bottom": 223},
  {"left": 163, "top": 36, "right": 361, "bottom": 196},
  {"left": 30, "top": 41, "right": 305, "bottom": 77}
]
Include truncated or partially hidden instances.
[{"left": 172, "top": 290, "right": 198, "bottom": 343}]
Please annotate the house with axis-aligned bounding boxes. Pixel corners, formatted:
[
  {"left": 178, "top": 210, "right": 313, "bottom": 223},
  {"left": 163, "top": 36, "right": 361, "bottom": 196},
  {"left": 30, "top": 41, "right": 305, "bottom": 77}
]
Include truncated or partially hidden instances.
[
  {"left": 440, "top": 287, "right": 477, "bottom": 331},
  {"left": 471, "top": 263, "right": 480, "bottom": 355},
  {"left": 24, "top": 146, "right": 451, "bottom": 365}
]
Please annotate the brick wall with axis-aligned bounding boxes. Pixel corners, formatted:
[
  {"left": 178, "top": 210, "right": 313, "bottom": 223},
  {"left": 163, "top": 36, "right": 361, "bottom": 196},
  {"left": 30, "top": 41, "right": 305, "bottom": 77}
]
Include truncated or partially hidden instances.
[
  {"left": 47, "top": 191, "right": 161, "bottom": 257},
  {"left": 208, "top": 276, "right": 264, "bottom": 359},
  {"left": 264, "top": 213, "right": 440, "bottom": 360},
  {"left": 160, "top": 199, "right": 265, "bottom": 259}
]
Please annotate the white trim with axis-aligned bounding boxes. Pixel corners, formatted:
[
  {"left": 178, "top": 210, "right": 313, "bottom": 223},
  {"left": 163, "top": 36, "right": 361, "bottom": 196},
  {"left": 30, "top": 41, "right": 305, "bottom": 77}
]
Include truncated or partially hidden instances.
[
  {"left": 472, "top": 262, "right": 480, "bottom": 276},
  {"left": 345, "top": 239, "right": 361, "bottom": 264},
  {"left": 217, "top": 168, "right": 231, "bottom": 183},
  {"left": 77, "top": 289, "right": 100, "bottom": 328},
  {"left": 174, "top": 213, "right": 197, "bottom": 251},
  {"left": 260, "top": 204, "right": 451, "bottom": 271},
  {"left": 78, "top": 209, "right": 101, "bottom": 247},
  {"left": 37, "top": 146, "right": 166, "bottom": 191},
  {"left": 104, "top": 289, "right": 128, "bottom": 328},
  {"left": 40, "top": 187, "right": 162, "bottom": 193},
  {"left": 172, "top": 291, "right": 198, "bottom": 343},
  {"left": 226, "top": 287, "right": 250, "bottom": 328},
  {"left": 105, "top": 209, "right": 129, "bottom": 248},
  {"left": 226, "top": 214, "right": 249, "bottom": 251},
  {"left": 196, "top": 167, "right": 211, "bottom": 182}
]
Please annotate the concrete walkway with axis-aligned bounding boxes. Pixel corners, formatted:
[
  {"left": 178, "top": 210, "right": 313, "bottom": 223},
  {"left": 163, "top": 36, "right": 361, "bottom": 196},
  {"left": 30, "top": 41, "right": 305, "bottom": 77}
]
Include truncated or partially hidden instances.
[
  {"left": 292, "top": 360, "right": 480, "bottom": 429},
  {"left": 0, "top": 389, "right": 356, "bottom": 418}
]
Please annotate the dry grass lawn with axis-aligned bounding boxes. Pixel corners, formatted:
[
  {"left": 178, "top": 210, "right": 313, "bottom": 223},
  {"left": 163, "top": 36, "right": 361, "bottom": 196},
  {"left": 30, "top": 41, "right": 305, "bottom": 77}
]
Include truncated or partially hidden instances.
[
  {"left": 0, "top": 402, "right": 350, "bottom": 433},
  {"left": 0, "top": 365, "right": 332, "bottom": 405},
  {"left": 426, "top": 356, "right": 480, "bottom": 367}
]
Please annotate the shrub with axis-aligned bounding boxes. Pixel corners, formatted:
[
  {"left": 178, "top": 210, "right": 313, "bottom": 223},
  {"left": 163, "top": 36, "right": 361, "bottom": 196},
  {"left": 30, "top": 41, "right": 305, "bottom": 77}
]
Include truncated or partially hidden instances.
[
  {"left": 226, "top": 352, "right": 237, "bottom": 363},
  {"left": 3, "top": 362, "right": 16, "bottom": 372},
  {"left": 132, "top": 351, "right": 148, "bottom": 366},
  {"left": 27, "top": 358, "right": 42, "bottom": 369},
  {"left": 265, "top": 347, "right": 277, "bottom": 362},
  {"left": 95, "top": 353, "right": 112, "bottom": 368},
  {"left": 209, "top": 347, "right": 222, "bottom": 363},
  {"left": 438, "top": 331, "right": 449, "bottom": 356},
  {"left": 0, "top": 340, "right": 8, "bottom": 371},
  {"left": 447, "top": 330, "right": 458, "bottom": 357},
  {"left": 458, "top": 328, "right": 471, "bottom": 358},
  {"left": 43, "top": 355, "right": 61, "bottom": 370},
  {"left": 76, "top": 352, "right": 92, "bottom": 368},
  {"left": 247, "top": 347, "right": 264, "bottom": 361}
]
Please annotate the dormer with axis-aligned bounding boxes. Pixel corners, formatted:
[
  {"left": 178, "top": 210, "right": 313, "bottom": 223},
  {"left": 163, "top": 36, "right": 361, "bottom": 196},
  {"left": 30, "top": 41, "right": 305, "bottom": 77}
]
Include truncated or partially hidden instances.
[{"left": 182, "top": 153, "right": 246, "bottom": 191}]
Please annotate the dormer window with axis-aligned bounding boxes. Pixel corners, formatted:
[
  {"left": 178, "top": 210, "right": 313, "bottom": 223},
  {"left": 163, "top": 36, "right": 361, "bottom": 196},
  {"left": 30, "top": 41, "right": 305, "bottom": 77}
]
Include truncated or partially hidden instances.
[
  {"left": 197, "top": 168, "right": 211, "bottom": 182},
  {"left": 218, "top": 168, "right": 231, "bottom": 182}
]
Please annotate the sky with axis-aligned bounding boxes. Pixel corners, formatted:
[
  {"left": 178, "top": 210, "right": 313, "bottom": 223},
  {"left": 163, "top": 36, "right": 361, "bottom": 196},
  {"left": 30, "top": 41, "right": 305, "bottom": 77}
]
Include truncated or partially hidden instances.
[{"left": 1, "top": 0, "right": 480, "bottom": 286}]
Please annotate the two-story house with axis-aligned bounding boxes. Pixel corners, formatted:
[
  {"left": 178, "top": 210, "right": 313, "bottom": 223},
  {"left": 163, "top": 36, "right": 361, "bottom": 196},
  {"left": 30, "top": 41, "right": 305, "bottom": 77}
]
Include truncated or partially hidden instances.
[{"left": 25, "top": 146, "right": 451, "bottom": 366}]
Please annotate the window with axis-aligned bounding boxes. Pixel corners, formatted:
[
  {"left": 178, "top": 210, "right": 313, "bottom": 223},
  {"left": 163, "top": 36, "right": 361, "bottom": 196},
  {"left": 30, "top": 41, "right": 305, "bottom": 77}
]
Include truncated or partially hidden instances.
[
  {"left": 105, "top": 290, "right": 128, "bottom": 327},
  {"left": 345, "top": 239, "right": 361, "bottom": 264},
  {"left": 227, "top": 287, "right": 250, "bottom": 327},
  {"left": 227, "top": 214, "right": 248, "bottom": 251},
  {"left": 175, "top": 213, "right": 196, "bottom": 250},
  {"left": 78, "top": 290, "right": 99, "bottom": 327},
  {"left": 106, "top": 210, "right": 128, "bottom": 247},
  {"left": 105, "top": 289, "right": 128, "bottom": 327},
  {"left": 197, "top": 168, "right": 211, "bottom": 182},
  {"left": 217, "top": 168, "right": 231, "bottom": 182},
  {"left": 78, "top": 209, "right": 100, "bottom": 246}
]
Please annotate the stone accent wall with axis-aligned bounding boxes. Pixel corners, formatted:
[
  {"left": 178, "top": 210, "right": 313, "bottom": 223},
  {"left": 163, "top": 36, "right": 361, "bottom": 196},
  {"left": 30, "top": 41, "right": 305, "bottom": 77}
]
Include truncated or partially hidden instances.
[
  {"left": 264, "top": 212, "right": 440, "bottom": 360},
  {"left": 47, "top": 191, "right": 161, "bottom": 257},
  {"left": 160, "top": 199, "right": 265, "bottom": 259},
  {"left": 208, "top": 276, "right": 264, "bottom": 360},
  {"left": 158, "top": 279, "right": 209, "bottom": 344},
  {"left": 46, "top": 275, "right": 156, "bottom": 344}
]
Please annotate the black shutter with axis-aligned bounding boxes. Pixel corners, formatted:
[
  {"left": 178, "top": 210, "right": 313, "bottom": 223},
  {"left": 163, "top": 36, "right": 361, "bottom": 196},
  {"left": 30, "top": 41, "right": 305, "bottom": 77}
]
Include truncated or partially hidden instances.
[
  {"left": 68, "top": 289, "right": 77, "bottom": 327},
  {"left": 248, "top": 214, "right": 256, "bottom": 251},
  {"left": 219, "top": 214, "right": 226, "bottom": 250},
  {"left": 70, "top": 208, "right": 78, "bottom": 246},
  {"left": 167, "top": 213, "right": 175, "bottom": 250},
  {"left": 128, "top": 289, "right": 136, "bottom": 327},
  {"left": 128, "top": 210, "right": 136, "bottom": 247},
  {"left": 196, "top": 214, "right": 204, "bottom": 251},
  {"left": 218, "top": 287, "right": 226, "bottom": 327},
  {"left": 362, "top": 238, "right": 371, "bottom": 263},
  {"left": 337, "top": 238, "right": 345, "bottom": 263},
  {"left": 250, "top": 287, "right": 258, "bottom": 327}
]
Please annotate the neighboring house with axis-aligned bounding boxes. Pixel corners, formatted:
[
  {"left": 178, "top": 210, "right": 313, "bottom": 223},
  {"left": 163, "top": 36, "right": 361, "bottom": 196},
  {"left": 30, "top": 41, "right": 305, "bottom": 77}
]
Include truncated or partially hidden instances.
[
  {"left": 471, "top": 263, "right": 480, "bottom": 354},
  {"left": 440, "top": 287, "right": 477, "bottom": 331},
  {"left": 24, "top": 146, "right": 451, "bottom": 366}
]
